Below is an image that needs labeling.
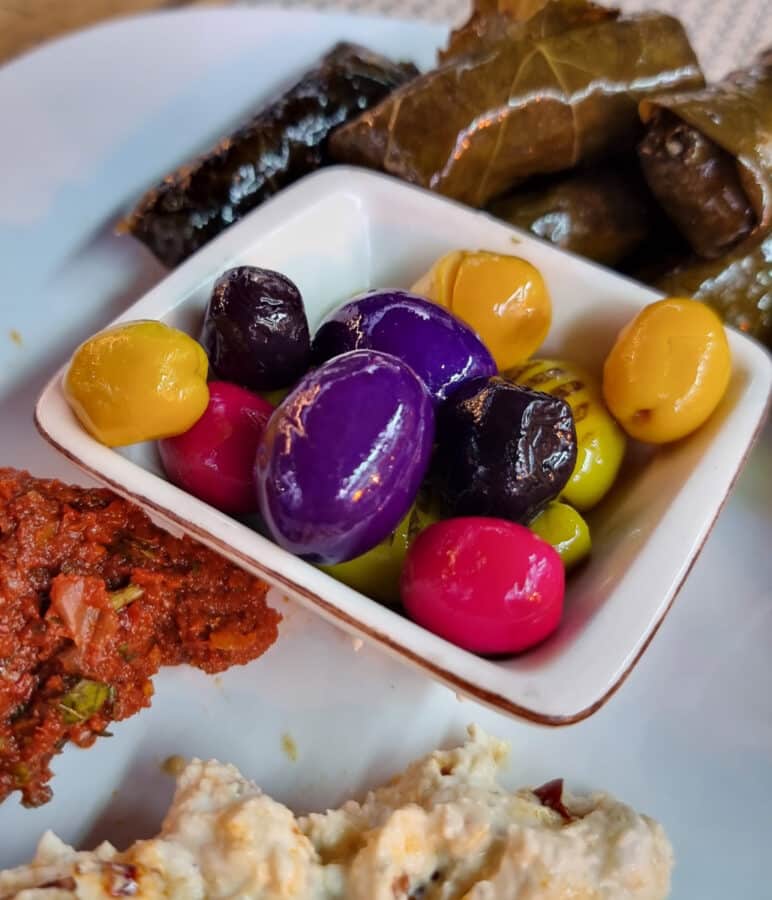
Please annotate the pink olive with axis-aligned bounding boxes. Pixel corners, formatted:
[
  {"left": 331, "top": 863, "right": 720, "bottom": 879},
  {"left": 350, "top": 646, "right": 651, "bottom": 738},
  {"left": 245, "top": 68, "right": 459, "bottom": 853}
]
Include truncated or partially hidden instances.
[
  {"left": 159, "top": 381, "right": 273, "bottom": 514},
  {"left": 401, "top": 517, "right": 564, "bottom": 655}
]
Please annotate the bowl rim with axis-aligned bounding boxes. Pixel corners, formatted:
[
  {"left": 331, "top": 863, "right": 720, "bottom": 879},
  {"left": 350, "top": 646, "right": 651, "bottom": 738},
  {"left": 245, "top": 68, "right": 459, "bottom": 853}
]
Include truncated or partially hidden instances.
[
  {"left": 34, "top": 165, "right": 772, "bottom": 726},
  {"left": 33, "top": 400, "right": 769, "bottom": 726}
]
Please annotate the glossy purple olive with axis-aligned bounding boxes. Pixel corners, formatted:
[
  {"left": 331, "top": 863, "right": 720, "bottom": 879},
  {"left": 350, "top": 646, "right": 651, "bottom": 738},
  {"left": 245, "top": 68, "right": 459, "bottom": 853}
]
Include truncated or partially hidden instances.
[
  {"left": 255, "top": 349, "right": 435, "bottom": 564},
  {"left": 159, "top": 381, "right": 274, "bottom": 514},
  {"left": 312, "top": 289, "right": 497, "bottom": 404},
  {"left": 201, "top": 266, "right": 311, "bottom": 391}
]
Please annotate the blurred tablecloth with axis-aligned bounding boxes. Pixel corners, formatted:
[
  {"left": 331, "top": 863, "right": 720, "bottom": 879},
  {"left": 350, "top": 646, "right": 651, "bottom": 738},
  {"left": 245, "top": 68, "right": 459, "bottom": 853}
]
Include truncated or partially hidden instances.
[
  {"left": 2, "top": 1, "right": 770, "bottom": 77},
  {"left": 258, "top": 0, "right": 772, "bottom": 78}
]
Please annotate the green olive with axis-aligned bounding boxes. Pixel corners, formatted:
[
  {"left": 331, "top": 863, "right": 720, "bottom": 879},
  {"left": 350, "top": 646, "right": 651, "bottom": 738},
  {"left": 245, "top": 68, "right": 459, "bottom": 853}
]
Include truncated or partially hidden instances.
[
  {"left": 319, "top": 491, "right": 439, "bottom": 605},
  {"left": 260, "top": 385, "right": 292, "bottom": 407},
  {"left": 528, "top": 502, "right": 591, "bottom": 570}
]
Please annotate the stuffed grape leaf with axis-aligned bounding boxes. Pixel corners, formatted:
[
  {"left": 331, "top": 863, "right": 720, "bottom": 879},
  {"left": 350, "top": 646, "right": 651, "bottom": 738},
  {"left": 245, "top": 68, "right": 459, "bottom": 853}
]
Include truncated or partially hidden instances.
[
  {"left": 656, "top": 235, "right": 772, "bottom": 348},
  {"left": 330, "top": 3, "right": 703, "bottom": 207},
  {"left": 441, "top": 0, "right": 614, "bottom": 61},
  {"left": 639, "top": 50, "right": 772, "bottom": 259},
  {"left": 124, "top": 43, "right": 418, "bottom": 268},
  {"left": 488, "top": 162, "right": 657, "bottom": 265}
]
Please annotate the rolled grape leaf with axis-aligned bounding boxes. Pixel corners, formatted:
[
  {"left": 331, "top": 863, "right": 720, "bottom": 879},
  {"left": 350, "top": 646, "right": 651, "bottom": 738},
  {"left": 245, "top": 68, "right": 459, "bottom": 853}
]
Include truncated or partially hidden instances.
[
  {"left": 123, "top": 44, "right": 418, "bottom": 268},
  {"left": 488, "top": 162, "right": 657, "bottom": 266},
  {"left": 441, "top": 0, "right": 614, "bottom": 61},
  {"left": 638, "top": 111, "right": 757, "bottom": 260},
  {"left": 329, "top": 3, "right": 703, "bottom": 208},
  {"left": 655, "top": 235, "right": 772, "bottom": 348},
  {"left": 638, "top": 51, "right": 772, "bottom": 260}
]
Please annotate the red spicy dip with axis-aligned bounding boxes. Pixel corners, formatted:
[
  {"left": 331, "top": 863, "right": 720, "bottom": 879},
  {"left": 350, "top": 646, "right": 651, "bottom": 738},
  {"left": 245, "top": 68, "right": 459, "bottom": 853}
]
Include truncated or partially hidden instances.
[{"left": 0, "top": 468, "right": 280, "bottom": 807}]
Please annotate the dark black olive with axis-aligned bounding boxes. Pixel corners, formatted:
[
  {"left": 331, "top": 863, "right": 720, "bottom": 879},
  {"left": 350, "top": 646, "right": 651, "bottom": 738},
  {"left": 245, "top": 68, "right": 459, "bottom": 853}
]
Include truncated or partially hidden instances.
[
  {"left": 433, "top": 376, "right": 576, "bottom": 523},
  {"left": 200, "top": 266, "right": 311, "bottom": 392}
]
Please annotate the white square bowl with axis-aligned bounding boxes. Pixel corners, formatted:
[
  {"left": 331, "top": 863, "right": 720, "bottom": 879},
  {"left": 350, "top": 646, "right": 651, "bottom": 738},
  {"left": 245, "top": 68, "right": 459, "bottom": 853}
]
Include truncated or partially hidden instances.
[{"left": 35, "top": 167, "right": 771, "bottom": 725}]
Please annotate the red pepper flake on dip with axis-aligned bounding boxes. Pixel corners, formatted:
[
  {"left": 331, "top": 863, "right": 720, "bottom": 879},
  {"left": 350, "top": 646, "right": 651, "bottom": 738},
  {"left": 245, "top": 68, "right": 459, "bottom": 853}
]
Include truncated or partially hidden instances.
[{"left": 0, "top": 468, "right": 280, "bottom": 808}]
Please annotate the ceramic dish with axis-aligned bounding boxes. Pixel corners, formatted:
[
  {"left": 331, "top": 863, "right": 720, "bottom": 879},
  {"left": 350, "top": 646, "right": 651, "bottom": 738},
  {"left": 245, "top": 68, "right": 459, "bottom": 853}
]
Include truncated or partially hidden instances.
[
  {"left": 3, "top": 11, "right": 772, "bottom": 893},
  {"left": 34, "top": 166, "right": 771, "bottom": 725}
]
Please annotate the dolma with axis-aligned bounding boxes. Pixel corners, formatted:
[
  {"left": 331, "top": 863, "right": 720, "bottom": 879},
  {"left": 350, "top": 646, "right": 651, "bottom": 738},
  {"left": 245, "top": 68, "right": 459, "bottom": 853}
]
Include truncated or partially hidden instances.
[
  {"left": 329, "top": 1, "right": 702, "bottom": 208},
  {"left": 488, "top": 163, "right": 657, "bottom": 266},
  {"left": 638, "top": 50, "right": 772, "bottom": 260},
  {"left": 441, "top": 0, "right": 613, "bottom": 61},
  {"left": 124, "top": 44, "right": 418, "bottom": 267},
  {"left": 655, "top": 235, "right": 772, "bottom": 348}
]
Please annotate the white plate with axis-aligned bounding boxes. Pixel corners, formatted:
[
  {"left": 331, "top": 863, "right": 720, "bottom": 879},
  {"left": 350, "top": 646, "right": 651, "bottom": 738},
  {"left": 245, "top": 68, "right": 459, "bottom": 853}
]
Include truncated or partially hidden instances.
[
  {"left": 1, "top": 8, "right": 771, "bottom": 897},
  {"left": 35, "top": 164, "right": 772, "bottom": 727}
]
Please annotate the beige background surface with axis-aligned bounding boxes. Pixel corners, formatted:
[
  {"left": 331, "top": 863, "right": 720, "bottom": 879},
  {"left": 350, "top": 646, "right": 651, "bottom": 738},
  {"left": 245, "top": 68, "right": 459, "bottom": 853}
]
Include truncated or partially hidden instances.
[
  {"left": 0, "top": 1, "right": 221, "bottom": 64},
  {"left": 2, "top": 0, "right": 770, "bottom": 74}
]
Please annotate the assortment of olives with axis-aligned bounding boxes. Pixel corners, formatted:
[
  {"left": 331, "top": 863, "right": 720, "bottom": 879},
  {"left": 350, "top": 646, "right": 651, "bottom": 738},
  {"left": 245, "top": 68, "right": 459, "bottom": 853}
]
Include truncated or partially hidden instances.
[{"left": 65, "top": 252, "right": 732, "bottom": 658}]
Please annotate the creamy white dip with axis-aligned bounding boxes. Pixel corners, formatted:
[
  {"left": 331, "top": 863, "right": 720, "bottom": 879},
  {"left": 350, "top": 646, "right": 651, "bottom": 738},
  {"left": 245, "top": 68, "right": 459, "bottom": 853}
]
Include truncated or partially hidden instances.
[{"left": 0, "top": 726, "right": 673, "bottom": 899}]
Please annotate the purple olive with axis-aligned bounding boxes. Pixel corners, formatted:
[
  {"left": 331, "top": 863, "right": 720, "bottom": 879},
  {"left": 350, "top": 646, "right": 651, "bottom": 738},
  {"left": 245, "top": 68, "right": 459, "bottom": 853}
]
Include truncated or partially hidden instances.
[
  {"left": 433, "top": 376, "right": 577, "bottom": 523},
  {"left": 255, "top": 350, "right": 435, "bottom": 564},
  {"left": 201, "top": 266, "right": 311, "bottom": 391},
  {"left": 312, "top": 290, "right": 497, "bottom": 404}
]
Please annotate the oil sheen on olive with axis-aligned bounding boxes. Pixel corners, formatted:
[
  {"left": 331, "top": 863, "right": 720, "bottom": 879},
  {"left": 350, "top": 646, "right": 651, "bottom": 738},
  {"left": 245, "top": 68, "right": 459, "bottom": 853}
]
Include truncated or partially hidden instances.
[
  {"left": 312, "top": 289, "right": 496, "bottom": 405},
  {"left": 64, "top": 320, "right": 209, "bottom": 447},
  {"left": 528, "top": 501, "right": 591, "bottom": 570},
  {"left": 158, "top": 381, "right": 274, "bottom": 515},
  {"left": 433, "top": 376, "right": 577, "bottom": 523},
  {"left": 401, "top": 517, "right": 565, "bottom": 655},
  {"left": 412, "top": 250, "right": 551, "bottom": 369},
  {"left": 200, "top": 266, "right": 311, "bottom": 392},
  {"left": 255, "top": 349, "right": 435, "bottom": 565},
  {"left": 603, "top": 297, "right": 731, "bottom": 443}
]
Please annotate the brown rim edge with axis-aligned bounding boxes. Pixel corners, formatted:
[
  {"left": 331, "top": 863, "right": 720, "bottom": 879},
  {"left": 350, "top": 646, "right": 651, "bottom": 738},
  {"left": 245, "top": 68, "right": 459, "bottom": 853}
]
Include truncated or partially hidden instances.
[{"left": 33, "top": 396, "right": 770, "bottom": 728}]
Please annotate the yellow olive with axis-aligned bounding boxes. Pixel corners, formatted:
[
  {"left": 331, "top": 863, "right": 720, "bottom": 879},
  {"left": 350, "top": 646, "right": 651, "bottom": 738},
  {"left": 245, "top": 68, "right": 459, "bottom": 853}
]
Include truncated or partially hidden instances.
[
  {"left": 528, "top": 502, "right": 591, "bottom": 570},
  {"left": 64, "top": 320, "right": 209, "bottom": 447},
  {"left": 412, "top": 250, "right": 551, "bottom": 369},
  {"left": 412, "top": 250, "right": 464, "bottom": 303},
  {"left": 603, "top": 298, "right": 731, "bottom": 443},
  {"left": 504, "top": 358, "right": 626, "bottom": 510}
]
